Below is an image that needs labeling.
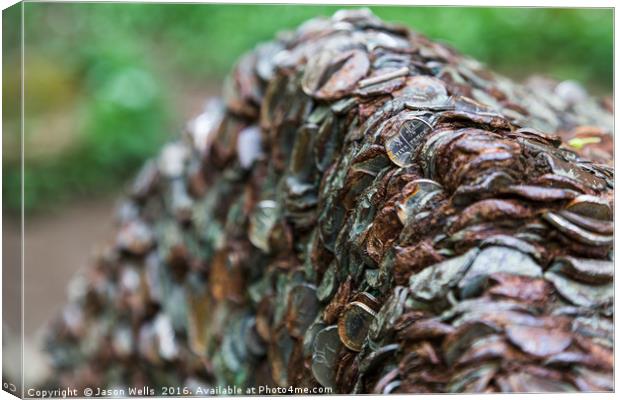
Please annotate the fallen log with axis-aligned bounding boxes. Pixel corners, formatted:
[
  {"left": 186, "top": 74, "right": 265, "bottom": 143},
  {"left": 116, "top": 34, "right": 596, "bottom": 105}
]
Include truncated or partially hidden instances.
[{"left": 43, "top": 9, "right": 613, "bottom": 394}]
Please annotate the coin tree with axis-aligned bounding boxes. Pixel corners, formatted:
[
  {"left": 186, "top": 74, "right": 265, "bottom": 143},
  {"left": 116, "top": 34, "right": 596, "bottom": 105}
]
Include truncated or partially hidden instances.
[{"left": 43, "top": 9, "right": 613, "bottom": 394}]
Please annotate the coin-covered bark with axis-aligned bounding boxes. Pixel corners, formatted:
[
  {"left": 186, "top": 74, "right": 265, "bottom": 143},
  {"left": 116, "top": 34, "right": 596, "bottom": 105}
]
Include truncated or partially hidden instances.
[{"left": 43, "top": 9, "right": 613, "bottom": 394}]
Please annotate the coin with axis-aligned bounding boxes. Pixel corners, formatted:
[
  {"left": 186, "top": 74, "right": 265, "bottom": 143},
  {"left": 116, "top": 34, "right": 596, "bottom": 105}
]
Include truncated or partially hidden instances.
[
  {"left": 311, "top": 325, "right": 343, "bottom": 389},
  {"left": 286, "top": 283, "right": 319, "bottom": 338},
  {"left": 338, "top": 301, "right": 377, "bottom": 352},
  {"left": 385, "top": 116, "right": 433, "bottom": 167},
  {"left": 565, "top": 195, "right": 612, "bottom": 221}
]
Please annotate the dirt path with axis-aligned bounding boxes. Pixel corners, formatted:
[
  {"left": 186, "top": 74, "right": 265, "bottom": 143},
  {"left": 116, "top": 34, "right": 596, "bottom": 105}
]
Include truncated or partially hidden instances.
[{"left": 4, "top": 195, "right": 118, "bottom": 340}]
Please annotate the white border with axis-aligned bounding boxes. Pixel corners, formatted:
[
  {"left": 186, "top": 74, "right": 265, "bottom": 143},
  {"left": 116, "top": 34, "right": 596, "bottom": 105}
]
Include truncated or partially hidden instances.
[{"left": 0, "top": 1, "right": 616, "bottom": 400}]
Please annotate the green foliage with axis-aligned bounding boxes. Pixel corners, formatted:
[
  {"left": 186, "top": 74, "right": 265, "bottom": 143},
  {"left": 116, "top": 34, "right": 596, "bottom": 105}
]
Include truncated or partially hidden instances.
[{"left": 3, "top": 4, "right": 612, "bottom": 212}]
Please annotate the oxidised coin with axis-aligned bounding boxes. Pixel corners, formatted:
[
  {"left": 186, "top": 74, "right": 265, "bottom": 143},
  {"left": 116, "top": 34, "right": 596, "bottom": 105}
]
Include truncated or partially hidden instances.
[
  {"left": 352, "top": 292, "right": 381, "bottom": 312},
  {"left": 543, "top": 211, "right": 613, "bottom": 247},
  {"left": 338, "top": 301, "right": 377, "bottom": 352},
  {"left": 116, "top": 220, "right": 154, "bottom": 256},
  {"left": 286, "top": 283, "right": 319, "bottom": 338},
  {"left": 396, "top": 179, "right": 444, "bottom": 225},
  {"left": 311, "top": 325, "right": 342, "bottom": 389},
  {"left": 249, "top": 200, "right": 279, "bottom": 252},
  {"left": 565, "top": 195, "right": 611, "bottom": 221},
  {"left": 398, "top": 76, "right": 450, "bottom": 109}
]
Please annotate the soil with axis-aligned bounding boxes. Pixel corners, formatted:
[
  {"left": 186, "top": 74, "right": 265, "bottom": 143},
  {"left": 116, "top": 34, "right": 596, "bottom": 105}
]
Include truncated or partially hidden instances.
[{"left": 3, "top": 195, "right": 118, "bottom": 340}]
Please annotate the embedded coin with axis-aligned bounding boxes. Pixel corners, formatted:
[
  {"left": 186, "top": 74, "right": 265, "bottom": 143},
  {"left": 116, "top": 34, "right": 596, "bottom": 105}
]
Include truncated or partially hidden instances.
[
  {"left": 399, "top": 76, "right": 450, "bottom": 109},
  {"left": 396, "top": 179, "right": 444, "bottom": 225},
  {"left": 338, "top": 301, "right": 377, "bottom": 352},
  {"left": 248, "top": 200, "right": 279, "bottom": 252},
  {"left": 303, "top": 321, "right": 326, "bottom": 357},
  {"left": 311, "top": 325, "right": 342, "bottom": 389},
  {"left": 565, "top": 194, "right": 611, "bottom": 221},
  {"left": 385, "top": 117, "right": 433, "bottom": 167},
  {"left": 352, "top": 292, "right": 381, "bottom": 312},
  {"left": 286, "top": 283, "right": 319, "bottom": 338}
]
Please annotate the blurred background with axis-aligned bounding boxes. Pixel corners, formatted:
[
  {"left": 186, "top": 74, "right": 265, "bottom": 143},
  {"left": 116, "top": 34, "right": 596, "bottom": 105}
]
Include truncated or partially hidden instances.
[{"left": 1, "top": 4, "right": 613, "bottom": 341}]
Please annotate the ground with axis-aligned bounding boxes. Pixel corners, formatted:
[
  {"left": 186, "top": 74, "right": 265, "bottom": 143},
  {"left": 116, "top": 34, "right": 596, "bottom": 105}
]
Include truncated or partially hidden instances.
[{"left": 4, "top": 195, "right": 117, "bottom": 339}]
